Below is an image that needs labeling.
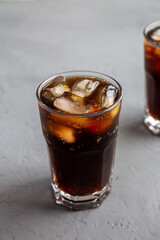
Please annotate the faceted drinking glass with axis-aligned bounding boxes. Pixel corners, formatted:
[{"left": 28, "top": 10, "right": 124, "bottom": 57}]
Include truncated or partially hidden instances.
[
  {"left": 144, "top": 20, "right": 160, "bottom": 134},
  {"left": 36, "top": 71, "right": 123, "bottom": 210}
]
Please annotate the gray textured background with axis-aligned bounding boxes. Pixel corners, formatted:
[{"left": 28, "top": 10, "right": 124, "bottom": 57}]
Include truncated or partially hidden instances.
[{"left": 1, "top": 0, "right": 160, "bottom": 239}]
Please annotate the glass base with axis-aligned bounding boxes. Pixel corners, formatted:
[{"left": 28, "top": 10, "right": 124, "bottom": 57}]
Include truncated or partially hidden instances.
[
  {"left": 144, "top": 111, "right": 160, "bottom": 135},
  {"left": 51, "top": 182, "right": 112, "bottom": 210}
]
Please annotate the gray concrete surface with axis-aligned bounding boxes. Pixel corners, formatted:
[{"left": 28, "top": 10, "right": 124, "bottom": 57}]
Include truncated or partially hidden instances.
[{"left": 0, "top": 0, "right": 160, "bottom": 239}]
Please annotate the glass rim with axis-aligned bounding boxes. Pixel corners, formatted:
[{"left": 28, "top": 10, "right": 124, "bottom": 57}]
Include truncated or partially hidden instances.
[
  {"left": 143, "top": 20, "right": 160, "bottom": 48},
  {"left": 36, "top": 70, "right": 123, "bottom": 118}
]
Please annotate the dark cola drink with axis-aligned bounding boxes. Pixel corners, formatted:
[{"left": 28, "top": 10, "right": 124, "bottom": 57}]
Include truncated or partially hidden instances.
[
  {"left": 144, "top": 21, "right": 160, "bottom": 134},
  {"left": 37, "top": 71, "right": 122, "bottom": 210}
]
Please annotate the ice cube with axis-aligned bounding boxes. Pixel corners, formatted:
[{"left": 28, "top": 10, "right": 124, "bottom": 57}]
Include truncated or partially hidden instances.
[
  {"left": 149, "top": 28, "right": 160, "bottom": 42},
  {"left": 72, "top": 79, "right": 99, "bottom": 98},
  {"left": 46, "top": 84, "right": 70, "bottom": 97},
  {"left": 54, "top": 92, "right": 94, "bottom": 114},
  {"left": 100, "top": 84, "right": 118, "bottom": 108},
  {"left": 110, "top": 102, "right": 121, "bottom": 118},
  {"left": 154, "top": 48, "right": 160, "bottom": 58},
  {"left": 46, "top": 75, "right": 66, "bottom": 89},
  {"left": 41, "top": 89, "right": 55, "bottom": 101},
  {"left": 85, "top": 114, "right": 112, "bottom": 134},
  {"left": 47, "top": 122, "right": 75, "bottom": 143}
]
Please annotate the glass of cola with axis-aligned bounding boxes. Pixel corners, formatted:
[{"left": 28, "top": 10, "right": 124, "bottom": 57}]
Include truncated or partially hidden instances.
[
  {"left": 36, "top": 71, "right": 123, "bottom": 210},
  {"left": 144, "top": 21, "right": 160, "bottom": 134}
]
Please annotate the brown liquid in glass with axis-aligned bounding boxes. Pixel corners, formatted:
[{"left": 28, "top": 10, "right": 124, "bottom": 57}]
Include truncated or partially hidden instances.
[
  {"left": 145, "top": 27, "right": 160, "bottom": 120},
  {"left": 39, "top": 76, "right": 121, "bottom": 196}
]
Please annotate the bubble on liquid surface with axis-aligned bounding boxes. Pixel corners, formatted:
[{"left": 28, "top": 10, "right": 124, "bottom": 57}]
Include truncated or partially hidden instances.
[
  {"left": 149, "top": 28, "right": 160, "bottom": 42},
  {"left": 99, "top": 84, "right": 118, "bottom": 108},
  {"left": 54, "top": 92, "right": 94, "bottom": 114},
  {"left": 72, "top": 79, "right": 99, "bottom": 98}
]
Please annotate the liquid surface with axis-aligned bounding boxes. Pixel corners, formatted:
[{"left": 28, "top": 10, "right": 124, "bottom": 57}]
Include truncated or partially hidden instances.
[{"left": 40, "top": 75, "right": 120, "bottom": 114}]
